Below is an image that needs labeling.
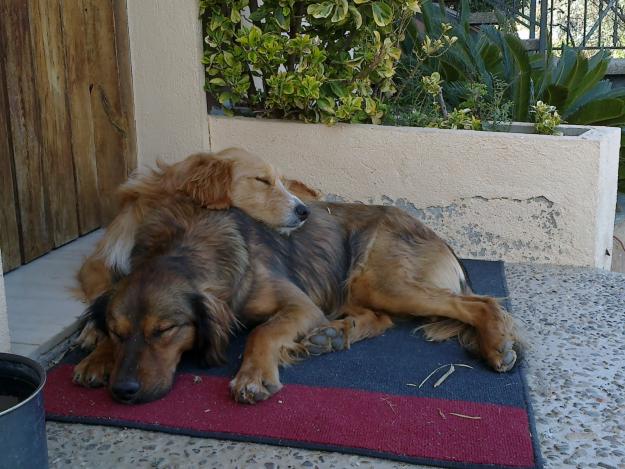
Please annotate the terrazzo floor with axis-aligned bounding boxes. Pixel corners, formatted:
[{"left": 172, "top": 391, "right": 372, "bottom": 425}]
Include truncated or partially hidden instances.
[{"left": 46, "top": 263, "right": 625, "bottom": 468}]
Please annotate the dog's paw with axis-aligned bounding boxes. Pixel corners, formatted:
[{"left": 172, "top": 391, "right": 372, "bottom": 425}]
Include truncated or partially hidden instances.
[
  {"left": 74, "top": 320, "right": 104, "bottom": 350},
  {"left": 229, "top": 366, "right": 282, "bottom": 404},
  {"left": 299, "top": 319, "right": 355, "bottom": 355},
  {"left": 73, "top": 354, "right": 111, "bottom": 388},
  {"left": 487, "top": 339, "right": 518, "bottom": 372}
]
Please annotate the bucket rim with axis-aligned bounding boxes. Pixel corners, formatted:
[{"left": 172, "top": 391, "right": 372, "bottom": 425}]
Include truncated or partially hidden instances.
[{"left": 0, "top": 353, "right": 47, "bottom": 418}]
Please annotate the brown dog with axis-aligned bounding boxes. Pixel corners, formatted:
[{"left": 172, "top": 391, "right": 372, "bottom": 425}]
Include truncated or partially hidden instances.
[
  {"left": 73, "top": 195, "right": 519, "bottom": 405},
  {"left": 75, "top": 148, "right": 319, "bottom": 348}
]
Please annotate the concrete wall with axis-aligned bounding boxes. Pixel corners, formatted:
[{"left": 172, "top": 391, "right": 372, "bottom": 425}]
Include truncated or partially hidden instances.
[
  {"left": 125, "top": 0, "right": 209, "bottom": 167},
  {"left": 201, "top": 117, "right": 619, "bottom": 269},
  {"left": 0, "top": 252, "right": 10, "bottom": 352},
  {"left": 125, "top": 0, "right": 620, "bottom": 268}
]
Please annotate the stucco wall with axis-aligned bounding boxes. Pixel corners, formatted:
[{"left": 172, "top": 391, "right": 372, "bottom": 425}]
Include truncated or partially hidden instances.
[
  {"left": 202, "top": 117, "right": 619, "bottom": 269},
  {"left": 125, "top": 0, "right": 209, "bottom": 167},
  {"left": 0, "top": 252, "right": 10, "bottom": 352}
]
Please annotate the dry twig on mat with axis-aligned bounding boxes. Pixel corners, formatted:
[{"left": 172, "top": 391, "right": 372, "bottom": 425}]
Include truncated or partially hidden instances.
[
  {"left": 380, "top": 397, "right": 398, "bottom": 414},
  {"left": 418, "top": 363, "right": 473, "bottom": 389},
  {"left": 448, "top": 412, "right": 482, "bottom": 420}
]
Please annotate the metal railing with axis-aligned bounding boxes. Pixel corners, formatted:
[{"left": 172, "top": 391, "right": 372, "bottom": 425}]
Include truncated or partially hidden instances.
[{"left": 477, "top": 0, "right": 625, "bottom": 51}]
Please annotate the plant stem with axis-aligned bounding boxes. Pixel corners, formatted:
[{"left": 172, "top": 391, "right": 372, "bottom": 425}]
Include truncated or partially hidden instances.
[
  {"left": 287, "top": 3, "right": 305, "bottom": 72},
  {"left": 394, "top": 62, "right": 421, "bottom": 101},
  {"left": 438, "top": 90, "right": 448, "bottom": 118}
]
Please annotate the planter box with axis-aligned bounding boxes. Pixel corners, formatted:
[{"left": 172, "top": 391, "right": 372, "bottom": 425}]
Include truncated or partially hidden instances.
[{"left": 200, "top": 116, "right": 620, "bottom": 269}]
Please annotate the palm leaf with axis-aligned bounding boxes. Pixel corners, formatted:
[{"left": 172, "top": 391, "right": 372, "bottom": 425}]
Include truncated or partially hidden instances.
[
  {"left": 564, "top": 51, "right": 610, "bottom": 110},
  {"left": 542, "top": 84, "right": 569, "bottom": 109},
  {"left": 554, "top": 47, "right": 578, "bottom": 84},
  {"left": 566, "top": 99, "right": 625, "bottom": 124},
  {"left": 504, "top": 34, "right": 531, "bottom": 121},
  {"left": 565, "top": 80, "right": 613, "bottom": 113}
]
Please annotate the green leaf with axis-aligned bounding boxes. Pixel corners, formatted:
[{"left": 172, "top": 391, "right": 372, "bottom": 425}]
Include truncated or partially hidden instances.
[
  {"left": 554, "top": 47, "right": 578, "bottom": 84},
  {"left": 275, "top": 8, "right": 289, "bottom": 30},
  {"left": 371, "top": 1, "right": 393, "bottom": 27},
  {"left": 504, "top": 35, "right": 531, "bottom": 121},
  {"left": 567, "top": 99, "right": 625, "bottom": 124},
  {"left": 329, "top": 81, "right": 349, "bottom": 98},
  {"left": 230, "top": 8, "right": 241, "bottom": 23},
  {"left": 348, "top": 4, "right": 362, "bottom": 29},
  {"left": 248, "top": 26, "right": 262, "bottom": 46},
  {"left": 223, "top": 51, "right": 235, "bottom": 67},
  {"left": 218, "top": 91, "right": 232, "bottom": 105},
  {"left": 542, "top": 84, "right": 568, "bottom": 110},
  {"left": 317, "top": 96, "right": 336, "bottom": 114},
  {"left": 209, "top": 77, "right": 227, "bottom": 86},
  {"left": 307, "top": 2, "right": 334, "bottom": 18},
  {"left": 332, "top": 0, "right": 349, "bottom": 22},
  {"left": 564, "top": 52, "right": 609, "bottom": 110}
]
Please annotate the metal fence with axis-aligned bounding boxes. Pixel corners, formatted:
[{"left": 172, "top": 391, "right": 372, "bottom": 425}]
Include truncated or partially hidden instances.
[{"left": 483, "top": 0, "right": 625, "bottom": 51}]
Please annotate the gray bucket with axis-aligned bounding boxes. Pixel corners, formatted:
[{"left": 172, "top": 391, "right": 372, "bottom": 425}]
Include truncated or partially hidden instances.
[{"left": 0, "top": 353, "right": 48, "bottom": 469}]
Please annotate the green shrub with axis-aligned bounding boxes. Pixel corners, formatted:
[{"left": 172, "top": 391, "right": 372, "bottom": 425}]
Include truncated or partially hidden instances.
[
  {"left": 531, "top": 101, "right": 563, "bottom": 135},
  {"left": 200, "top": 0, "right": 420, "bottom": 124}
]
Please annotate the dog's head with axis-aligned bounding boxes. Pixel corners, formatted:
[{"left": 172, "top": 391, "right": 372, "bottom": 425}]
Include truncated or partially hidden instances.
[
  {"left": 88, "top": 257, "right": 234, "bottom": 404},
  {"left": 176, "top": 148, "right": 317, "bottom": 233}
]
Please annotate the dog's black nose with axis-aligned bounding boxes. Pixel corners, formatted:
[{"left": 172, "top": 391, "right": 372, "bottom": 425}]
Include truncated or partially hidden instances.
[
  {"left": 111, "top": 379, "right": 140, "bottom": 402},
  {"left": 295, "top": 204, "right": 309, "bottom": 221}
]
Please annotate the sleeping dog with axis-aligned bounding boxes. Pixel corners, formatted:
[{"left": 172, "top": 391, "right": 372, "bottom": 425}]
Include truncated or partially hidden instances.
[
  {"left": 73, "top": 194, "right": 519, "bottom": 405},
  {"left": 74, "top": 148, "right": 319, "bottom": 349}
]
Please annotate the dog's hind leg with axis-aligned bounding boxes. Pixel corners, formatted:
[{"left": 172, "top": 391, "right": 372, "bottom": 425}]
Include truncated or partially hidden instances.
[
  {"left": 299, "top": 305, "right": 394, "bottom": 355},
  {"left": 352, "top": 269, "right": 518, "bottom": 372},
  {"left": 230, "top": 280, "right": 329, "bottom": 404}
]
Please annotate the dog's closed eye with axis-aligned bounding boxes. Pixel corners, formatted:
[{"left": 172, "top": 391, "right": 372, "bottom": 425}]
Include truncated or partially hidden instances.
[
  {"left": 151, "top": 323, "right": 189, "bottom": 339},
  {"left": 254, "top": 177, "right": 271, "bottom": 186},
  {"left": 152, "top": 325, "right": 178, "bottom": 338}
]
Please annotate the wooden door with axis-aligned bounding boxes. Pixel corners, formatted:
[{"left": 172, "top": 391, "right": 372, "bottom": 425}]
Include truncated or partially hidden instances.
[{"left": 0, "top": 0, "right": 135, "bottom": 272}]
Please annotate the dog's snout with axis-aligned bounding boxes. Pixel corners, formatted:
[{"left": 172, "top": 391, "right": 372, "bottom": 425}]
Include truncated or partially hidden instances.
[
  {"left": 294, "top": 204, "right": 310, "bottom": 221},
  {"left": 111, "top": 378, "right": 141, "bottom": 402}
]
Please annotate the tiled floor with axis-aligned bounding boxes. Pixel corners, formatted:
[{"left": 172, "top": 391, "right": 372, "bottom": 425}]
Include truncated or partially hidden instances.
[{"left": 5, "top": 231, "right": 101, "bottom": 358}]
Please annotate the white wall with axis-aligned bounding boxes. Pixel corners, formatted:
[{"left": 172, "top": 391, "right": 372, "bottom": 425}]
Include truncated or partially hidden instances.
[
  {"left": 0, "top": 252, "right": 10, "bottom": 352},
  {"left": 126, "top": 0, "right": 209, "bottom": 167},
  {"left": 204, "top": 117, "right": 619, "bottom": 269}
]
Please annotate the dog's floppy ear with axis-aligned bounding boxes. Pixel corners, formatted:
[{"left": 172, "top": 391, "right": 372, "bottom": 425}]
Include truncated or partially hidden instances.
[
  {"left": 86, "top": 292, "right": 111, "bottom": 333},
  {"left": 190, "top": 293, "right": 235, "bottom": 366},
  {"left": 177, "top": 156, "right": 234, "bottom": 209},
  {"left": 282, "top": 178, "right": 321, "bottom": 201}
]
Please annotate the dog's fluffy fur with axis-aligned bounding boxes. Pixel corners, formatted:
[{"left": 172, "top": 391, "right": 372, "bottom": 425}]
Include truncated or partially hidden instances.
[
  {"left": 77, "top": 148, "right": 319, "bottom": 301},
  {"left": 73, "top": 195, "right": 519, "bottom": 405},
  {"left": 75, "top": 148, "right": 319, "bottom": 348}
]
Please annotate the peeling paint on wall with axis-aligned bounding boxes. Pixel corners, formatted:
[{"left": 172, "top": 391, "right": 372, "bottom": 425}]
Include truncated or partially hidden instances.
[{"left": 326, "top": 193, "right": 566, "bottom": 263}]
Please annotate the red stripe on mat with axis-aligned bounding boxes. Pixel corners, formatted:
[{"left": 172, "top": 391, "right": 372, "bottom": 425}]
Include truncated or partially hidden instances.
[{"left": 45, "top": 366, "right": 534, "bottom": 467}]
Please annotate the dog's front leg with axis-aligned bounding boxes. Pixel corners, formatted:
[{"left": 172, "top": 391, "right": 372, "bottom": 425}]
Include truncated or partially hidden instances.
[
  {"left": 73, "top": 336, "right": 115, "bottom": 387},
  {"left": 230, "top": 281, "right": 327, "bottom": 404}
]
